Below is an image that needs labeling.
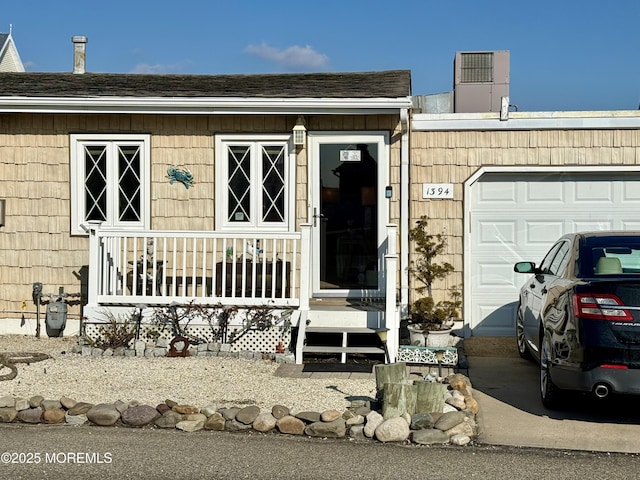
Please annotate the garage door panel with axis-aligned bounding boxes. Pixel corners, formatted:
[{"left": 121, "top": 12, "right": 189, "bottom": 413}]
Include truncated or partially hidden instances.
[
  {"left": 525, "top": 221, "right": 565, "bottom": 245},
  {"left": 477, "top": 221, "right": 516, "bottom": 246},
  {"left": 574, "top": 181, "right": 614, "bottom": 202},
  {"left": 526, "top": 181, "right": 565, "bottom": 202},
  {"left": 469, "top": 172, "right": 640, "bottom": 337},
  {"left": 472, "top": 301, "right": 518, "bottom": 336}
]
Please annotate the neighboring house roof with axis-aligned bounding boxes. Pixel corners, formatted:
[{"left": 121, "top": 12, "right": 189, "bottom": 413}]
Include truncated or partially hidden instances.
[
  {"left": 0, "top": 70, "right": 412, "bottom": 114},
  {"left": 0, "top": 32, "right": 25, "bottom": 72}
]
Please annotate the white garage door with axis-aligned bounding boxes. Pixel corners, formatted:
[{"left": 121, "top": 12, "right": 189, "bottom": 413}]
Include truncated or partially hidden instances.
[{"left": 469, "top": 171, "right": 640, "bottom": 336}]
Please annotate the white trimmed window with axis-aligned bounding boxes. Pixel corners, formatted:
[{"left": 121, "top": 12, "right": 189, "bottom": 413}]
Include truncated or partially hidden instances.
[
  {"left": 70, "top": 134, "right": 150, "bottom": 234},
  {"left": 215, "top": 135, "right": 294, "bottom": 231}
]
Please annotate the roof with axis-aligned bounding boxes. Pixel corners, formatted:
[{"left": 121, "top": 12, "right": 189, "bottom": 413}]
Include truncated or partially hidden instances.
[
  {"left": 0, "top": 32, "right": 25, "bottom": 73},
  {"left": 0, "top": 70, "right": 412, "bottom": 99}
]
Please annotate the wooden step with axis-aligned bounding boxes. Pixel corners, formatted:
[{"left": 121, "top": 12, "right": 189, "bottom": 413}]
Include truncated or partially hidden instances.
[{"left": 301, "top": 326, "right": 386, "bottom": 363}]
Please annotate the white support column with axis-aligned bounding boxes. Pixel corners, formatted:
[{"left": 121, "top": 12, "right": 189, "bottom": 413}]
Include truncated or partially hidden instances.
[
  {"left": 295, "top": 223, "right": 312, "bottom": 364},
  {"left": 385, "top": 224, "right": 399, "bottom": 362},
  {"left": 86, "top": 221, "right": 103, "bottom": 309}
]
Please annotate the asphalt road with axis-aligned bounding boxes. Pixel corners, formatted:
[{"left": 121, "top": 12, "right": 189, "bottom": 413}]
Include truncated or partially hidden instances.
[{"left": 1, "top": 425, "right": 639, "bottom": 480}]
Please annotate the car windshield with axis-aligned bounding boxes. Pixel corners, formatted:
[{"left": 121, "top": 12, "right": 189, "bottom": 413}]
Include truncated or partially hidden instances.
[{"left": 581, "top": 236, "right": 640, "bottom": 276}]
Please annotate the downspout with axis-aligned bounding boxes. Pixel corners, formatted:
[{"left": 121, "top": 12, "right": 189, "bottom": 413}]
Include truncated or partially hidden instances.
[{"left": 400, "top": 108, "right": 410, "bottom": 318}]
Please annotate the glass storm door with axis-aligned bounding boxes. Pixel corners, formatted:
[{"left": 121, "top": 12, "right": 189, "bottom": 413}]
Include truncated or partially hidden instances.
[{"left": 309, "top": 133, "right": 388, "bottom": 297}]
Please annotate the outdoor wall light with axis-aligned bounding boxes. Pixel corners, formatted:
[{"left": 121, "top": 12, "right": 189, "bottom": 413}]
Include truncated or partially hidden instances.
[
  {"left": 292, "top": 116, "right": 307, "bottom": 147},
  {"left": 376, "top": 327, "right": 390, "bottom": 363}
]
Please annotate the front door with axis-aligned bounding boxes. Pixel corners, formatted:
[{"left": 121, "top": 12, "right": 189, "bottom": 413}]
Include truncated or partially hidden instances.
[{"left": 309, "top": 132, "right": 388, "bottom": 297}]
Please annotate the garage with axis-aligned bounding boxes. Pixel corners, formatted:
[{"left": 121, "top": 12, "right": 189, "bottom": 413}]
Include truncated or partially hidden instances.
[{"left": 466, "top": 168, "right": 640, "bottom": 336}]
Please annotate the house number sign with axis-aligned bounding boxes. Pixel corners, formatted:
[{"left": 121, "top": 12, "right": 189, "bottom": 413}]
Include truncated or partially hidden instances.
[{"left": 422, "top": 183, "right": 454, "bottom": 199}]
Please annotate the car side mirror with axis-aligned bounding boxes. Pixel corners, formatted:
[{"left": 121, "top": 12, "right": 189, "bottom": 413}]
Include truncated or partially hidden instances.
[{"left": 514, "top": 261, "right": 538, "bottom": 274}]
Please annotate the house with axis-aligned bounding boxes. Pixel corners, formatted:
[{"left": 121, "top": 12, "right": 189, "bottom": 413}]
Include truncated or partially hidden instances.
[
  {"left": 2, "top": 37, "right": 639, "bottom": 363},
  {"left": 0, "top": 27, "right": 25, "bottom": 72},
  {"left": 0, "top": 37, "right": 411, "bottom": 362}
]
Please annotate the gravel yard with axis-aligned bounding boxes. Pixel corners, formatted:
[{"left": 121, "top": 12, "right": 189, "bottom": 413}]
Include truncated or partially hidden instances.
[{"left": 0, "top": 335, "right": 377, "bottom": 412}]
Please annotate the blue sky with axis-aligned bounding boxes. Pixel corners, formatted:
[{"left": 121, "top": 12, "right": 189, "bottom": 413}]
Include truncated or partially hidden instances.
[{"left": 4, "top": 0, "right": 640, "bottom": 111}]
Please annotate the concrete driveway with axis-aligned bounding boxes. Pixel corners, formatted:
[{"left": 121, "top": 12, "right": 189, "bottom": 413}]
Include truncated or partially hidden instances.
[{"left": 467, "top": 337, "right": 640, "bottom": 453}]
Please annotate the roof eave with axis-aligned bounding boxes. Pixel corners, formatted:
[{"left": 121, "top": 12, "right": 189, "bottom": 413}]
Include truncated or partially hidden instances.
[{"left": 0, "top": 96, "right": 413, "bottom": 115}]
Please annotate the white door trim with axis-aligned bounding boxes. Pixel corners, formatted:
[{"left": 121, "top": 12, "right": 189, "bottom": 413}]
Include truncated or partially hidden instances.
[{"left": 307, "top": 131, "right": 390, "bottom": 297}]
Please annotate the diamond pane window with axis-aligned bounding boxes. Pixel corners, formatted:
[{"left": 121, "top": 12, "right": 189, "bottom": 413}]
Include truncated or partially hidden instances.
[
  {"left": 262, "top": 144, "right": 286, "bottom": 223},
  {"left": 71, "top": 135, "right": 149, "bottom": 234},
  {"left": 216, "top": 136, "right": 292, "bottom": 231}
]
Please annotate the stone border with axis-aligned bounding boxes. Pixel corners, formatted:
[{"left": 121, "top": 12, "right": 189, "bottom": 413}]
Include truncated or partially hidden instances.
[{"left": 0, "top": 373, "right": 478, "bottom": 446}]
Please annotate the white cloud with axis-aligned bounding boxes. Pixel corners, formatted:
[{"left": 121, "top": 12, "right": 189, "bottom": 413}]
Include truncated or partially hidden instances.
[
  {"left": 245, "top": 42, "right": 329, "bottom": 70},
  {"left": 129, "top": 62, "right": 189, "bottom": 74}
]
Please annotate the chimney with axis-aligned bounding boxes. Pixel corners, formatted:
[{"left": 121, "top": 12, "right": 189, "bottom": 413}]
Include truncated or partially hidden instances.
[{"left": 72, "top": 36, "right": 88, "bottom": 74}]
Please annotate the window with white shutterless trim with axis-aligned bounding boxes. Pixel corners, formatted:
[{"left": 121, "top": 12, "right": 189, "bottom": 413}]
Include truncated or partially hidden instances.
[
  {"left": 70, "top": 134, "right": 150, "bottom": 235},
  {"left": 215, "top": 135, "right": 294, "bottom": 231}
]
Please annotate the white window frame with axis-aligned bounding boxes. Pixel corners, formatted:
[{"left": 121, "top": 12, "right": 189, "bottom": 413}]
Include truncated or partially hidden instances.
[
  {"left": 70, "top": 134, "right": 151, "bottom": 235},
  {"left": 215, "top": 134, "right": 294, "bottom": 232}
]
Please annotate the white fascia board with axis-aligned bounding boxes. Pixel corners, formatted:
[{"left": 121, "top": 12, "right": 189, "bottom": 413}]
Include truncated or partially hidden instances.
[
  {"left": 413, "top": 111, "right": 640, "bottom": 131},
  {"left": 0, "top": 96, "right": 413, "bottom": 115}
]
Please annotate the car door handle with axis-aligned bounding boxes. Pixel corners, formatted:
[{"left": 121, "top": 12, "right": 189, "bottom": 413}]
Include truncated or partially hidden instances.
[
  {"left": 541, "top": 287, "right": 547, "bottom": 294},
  {"left": 529, "top": 283, "right": 536, "bottom": 289}
]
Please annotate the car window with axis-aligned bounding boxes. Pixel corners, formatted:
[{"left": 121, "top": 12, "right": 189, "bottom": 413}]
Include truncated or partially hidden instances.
[
  {"left": 548, "top": 241, "right": 571, "bottom": 276},
  {"left": 582, "top": 237, "right": 640, "bottom": 276},
  {"left": 539, "top": 242, "right": 563, "bottom": 274}
]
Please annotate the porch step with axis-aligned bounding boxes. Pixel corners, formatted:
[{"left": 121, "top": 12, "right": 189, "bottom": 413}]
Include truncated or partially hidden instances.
[{"left": 301, "top": 326, "right": 386, "bottom": 363}]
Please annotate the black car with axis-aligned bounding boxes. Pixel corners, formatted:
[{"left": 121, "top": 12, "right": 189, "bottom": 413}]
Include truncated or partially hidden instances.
[{"left": 514, "top": 231, "right": 640, "bottom": 408}]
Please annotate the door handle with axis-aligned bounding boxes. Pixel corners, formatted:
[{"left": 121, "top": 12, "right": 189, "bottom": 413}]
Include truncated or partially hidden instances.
[
  {"left": 541, "top": 287, "right": 548, "bottom": 294},
  {"left": 312, "top": 208, "right": 325, "bottom": 227}
]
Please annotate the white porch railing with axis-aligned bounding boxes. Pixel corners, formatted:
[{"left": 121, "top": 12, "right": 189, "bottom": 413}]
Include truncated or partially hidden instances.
[{"left": 86, "top": 221, "right": 311, "bottom": 309}]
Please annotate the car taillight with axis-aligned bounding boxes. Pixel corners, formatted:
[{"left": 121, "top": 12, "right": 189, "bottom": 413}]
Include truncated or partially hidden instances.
[{"left": 573, "top": 293, "right": 633, "bottom": 321}]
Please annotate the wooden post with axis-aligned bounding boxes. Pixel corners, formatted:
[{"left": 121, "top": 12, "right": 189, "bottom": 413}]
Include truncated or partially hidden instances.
[
  {"left": 414, "top": 381, "right": 447, "bottom": 414},
  {"left": 382, "top": 383, "right": 416, "bottom": 419},
  {"left": 374, "top": 362, "right": 407, "bottom": 394}
]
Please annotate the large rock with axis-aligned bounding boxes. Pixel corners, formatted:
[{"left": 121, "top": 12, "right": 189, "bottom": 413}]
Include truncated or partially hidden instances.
[
  {"left": 65, "top": 413, "right": 88, "bottom": 426},
  {"left": 276, "top": 415, "right": 305, "bottom": 435},
  {"left": 176, "top": 419, "right": 204, "bottom": 432},
  {"left": 434, "top": 411, "right": 467, "bottom": 431},
  {"left": 295, "top": 411, "right": 321, "bottom": 423},
  {"left": 0, "top": 396, "right": 15, "bottom": 408},
  {"left": 0, "top": 407, "right": 18, "bottom": 423},
  {"left": 67, "top": 402, "right": 94, "bottom": 416},
  {"left": 236, "top": 405, "right": 260, "bottom": 425},
  {"left": 375, "top": 417, "right": 410, "bottom": 443},
  {"left": 271, "top": 405, "right": 289, "bottom": 419},
  {"left": 363, "top": 411, "right": 383, "bottom": 438},
  {"left": 155, "top": 411, "right": 184, "bottom": 429},
  {"left": 200, "top": 404, "right": 218, "bottom": 417},
  {"left": 304, "top": 419, "right": 346, "bottom": 438},
  {"left": 218, "top": 407, "right": 240, "bottom": 421},
  {"left": 410, "top": 412, "right": 435, "bottom": 430},
  {"left": 253, "top": 412, "right": 277, "bottom": 432},
  {"left": 204, "top": 413, "right": 226, "bottom": 431},
  {"left": 43, "top": 408, "right": 66, "bottom": 424},
  {"left": 60, "top": 396, "right": 77, "bottom": 410},
  {"left": 14, "top": 398, "right": 29, "bottom": 411},
  {"left": 320, "top": 409, "right": 342, "bottom": 422},
  {"left": 412, "top": 428, "right": 449, "bottom": 445},
  {"left": 17, "top": 407, "right": 43, "bottom": 424},
  {"left": 173, "top": 404, "right": 199, "bottom": 415},
  {"left": 87, "top": 404, "right": 121, "bottom": 426},
  {"left": 225, "top": 419, "right": 252, "bottom": 431},
  {"left": 121, "top": 405, "right": 161, "bottom": 427},
  {"left": 41, "top": 399, "right": 62, "bottom": 411},
  {"left": 28, "top": 395, "right": 43, "bottom": 408}
]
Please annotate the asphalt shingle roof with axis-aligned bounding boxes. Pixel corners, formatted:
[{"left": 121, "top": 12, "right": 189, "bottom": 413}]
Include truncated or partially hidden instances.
[{"left": 0, "top": 70, "right": 411, "bottom": 98}]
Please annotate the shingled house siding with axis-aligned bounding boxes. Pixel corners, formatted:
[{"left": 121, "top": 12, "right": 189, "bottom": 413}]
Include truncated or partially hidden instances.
[
  {"left": 0, "top": 112, "right": 401, "bottom": 319},
  {"left": 409, "top": 128, "right": 640, "bottom": 305}
]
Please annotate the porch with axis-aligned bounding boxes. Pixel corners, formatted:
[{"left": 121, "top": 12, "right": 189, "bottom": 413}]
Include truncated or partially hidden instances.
[{"left": 84, "top": 222, "right": 400, "bottom": 363}]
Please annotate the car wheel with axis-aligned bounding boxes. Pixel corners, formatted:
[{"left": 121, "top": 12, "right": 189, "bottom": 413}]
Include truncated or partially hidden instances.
[
  {"left": 516, "top": 308, "right": 532, "bottom": 360},
  {"left": 540, "top": 333, "right": 562, "bottom": 409}
]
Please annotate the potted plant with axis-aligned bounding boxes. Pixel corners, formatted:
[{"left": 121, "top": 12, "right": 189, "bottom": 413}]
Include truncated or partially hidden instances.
[{"left": 407, "top": 216, "right": 462, "bottom": 347}]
